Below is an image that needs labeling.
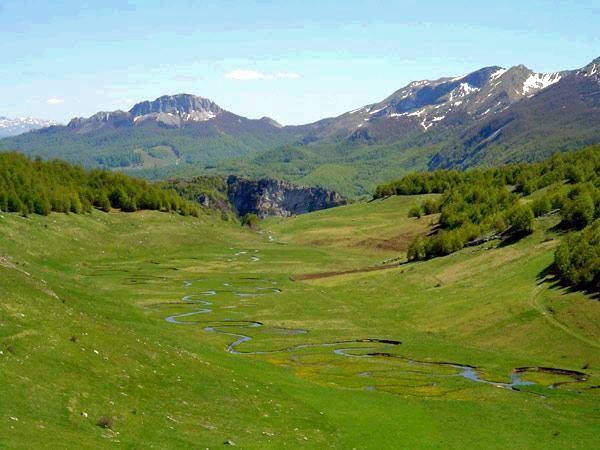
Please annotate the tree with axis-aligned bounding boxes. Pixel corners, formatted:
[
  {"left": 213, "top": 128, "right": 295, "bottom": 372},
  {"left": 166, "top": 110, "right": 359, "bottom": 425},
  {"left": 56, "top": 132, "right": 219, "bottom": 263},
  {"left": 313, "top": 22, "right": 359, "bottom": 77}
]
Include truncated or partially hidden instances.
[
  {"left": 241, "top": 213, "right": 260, "bottom": 229},
  {"left": 555, "top": 221, "right": 600, "bottom": 288},
  {"left": 507, "top": 205, "right": 534, "bottom": 236},
  {"left": 96, "top": 192, "right": 112, "bottom": 212},
  {"left": 69, "top": 194, "right": 83, "bottom": 214},
  {"left": 407, "top": 237, "right": 426, "bottom": 261},
  {"left": 33, "top": 197, "right": 51, "bottom": 216},
  {"left": 422, "top": 198, "right": 441, "bottom": 215},
  {"left": 109, "top": 187, "right": 129, "bottom": 210},
  {"left": 120, "top": 196, "right": 138, "bottom": 212},
  {"left": 408, "top": 205, "right": 422, "bottom": 218},
  {"left": 561, "top": 192, "right": 595, "bottom": 229},
  {"left": 531, "top": 196, "right": 551, "bottom": 217}
]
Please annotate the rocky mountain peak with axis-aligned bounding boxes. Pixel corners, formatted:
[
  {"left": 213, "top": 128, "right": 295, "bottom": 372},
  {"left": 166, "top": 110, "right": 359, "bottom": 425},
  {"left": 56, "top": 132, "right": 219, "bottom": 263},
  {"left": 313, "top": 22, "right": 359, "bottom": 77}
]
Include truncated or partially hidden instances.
[
  {"left": 65, "top": 94, "right": 227, "bottom": 131},
  {"left": 259, "top": 116, "right": 283, "bottom": 128},
  {"left": 332, "top": 61, "right": 575, "bottom": 137},
  {"left": 129, "top": 94, "right": 223, "bottom": 119},
  {"left": 580, "top": 56, "right": 600, "bottom": 77}
]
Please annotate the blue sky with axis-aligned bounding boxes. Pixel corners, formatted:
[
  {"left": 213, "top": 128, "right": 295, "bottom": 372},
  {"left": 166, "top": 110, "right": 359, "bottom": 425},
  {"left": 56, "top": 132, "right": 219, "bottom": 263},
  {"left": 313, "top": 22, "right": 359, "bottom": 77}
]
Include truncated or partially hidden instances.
[{"left": 1, "top": 0, "right": 599, "bottom": 125}]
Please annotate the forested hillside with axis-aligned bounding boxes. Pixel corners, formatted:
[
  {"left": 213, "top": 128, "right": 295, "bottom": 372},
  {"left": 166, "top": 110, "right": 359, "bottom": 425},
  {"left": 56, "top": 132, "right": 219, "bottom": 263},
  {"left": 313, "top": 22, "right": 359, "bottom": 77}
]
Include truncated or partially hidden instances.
[
  {"left": 375, "top": 146, "right": 600, "bottom": 290},
  {"left": 0, "top": 152, "right": 199, "bottom": 216},
  {"left": 160, "top": 175, "right": 236, "bottom": 219}
]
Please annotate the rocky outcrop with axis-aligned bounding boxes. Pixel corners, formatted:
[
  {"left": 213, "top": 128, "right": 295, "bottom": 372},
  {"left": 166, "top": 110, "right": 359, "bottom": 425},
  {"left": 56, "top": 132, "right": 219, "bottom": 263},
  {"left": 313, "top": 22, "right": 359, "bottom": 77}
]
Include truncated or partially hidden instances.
[
  {"left": 66, "top": 94, "right": 225, "bottom": 131},
  {"left": 226, "top": 176, "right": 346, "bottom": 218},
  {"left": 129, "top": 94, "right": 223, "bottom": 118}
]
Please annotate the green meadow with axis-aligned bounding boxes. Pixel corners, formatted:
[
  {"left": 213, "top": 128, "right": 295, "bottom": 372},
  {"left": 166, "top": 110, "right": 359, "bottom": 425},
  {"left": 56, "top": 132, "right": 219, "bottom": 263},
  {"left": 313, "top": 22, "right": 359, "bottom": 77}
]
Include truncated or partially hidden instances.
[{"left": 1, "top": 195, "right": 598, "bottom": 448}]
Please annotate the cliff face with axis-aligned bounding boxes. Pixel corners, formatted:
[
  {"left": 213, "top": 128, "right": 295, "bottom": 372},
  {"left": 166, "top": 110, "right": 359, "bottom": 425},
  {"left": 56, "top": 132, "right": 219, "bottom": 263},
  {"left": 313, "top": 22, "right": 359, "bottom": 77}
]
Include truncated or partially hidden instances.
[{"left": 226, "top": 176, "right": 346, "bottom": 218}]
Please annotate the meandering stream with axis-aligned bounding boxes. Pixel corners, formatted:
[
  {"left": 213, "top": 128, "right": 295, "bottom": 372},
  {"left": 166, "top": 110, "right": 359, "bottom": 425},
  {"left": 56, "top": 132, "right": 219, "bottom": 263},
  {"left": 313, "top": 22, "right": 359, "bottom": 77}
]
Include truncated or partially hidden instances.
[{"left": 161, "top": 248, "right": 588, "bottom": 392}]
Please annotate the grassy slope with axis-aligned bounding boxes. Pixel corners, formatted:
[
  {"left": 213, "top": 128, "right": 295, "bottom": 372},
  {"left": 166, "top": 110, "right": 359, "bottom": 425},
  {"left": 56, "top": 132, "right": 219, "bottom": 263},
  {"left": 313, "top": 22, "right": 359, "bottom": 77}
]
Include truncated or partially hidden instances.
[{"left": 0, "top": 198, "right": 598, "bottom": 448}]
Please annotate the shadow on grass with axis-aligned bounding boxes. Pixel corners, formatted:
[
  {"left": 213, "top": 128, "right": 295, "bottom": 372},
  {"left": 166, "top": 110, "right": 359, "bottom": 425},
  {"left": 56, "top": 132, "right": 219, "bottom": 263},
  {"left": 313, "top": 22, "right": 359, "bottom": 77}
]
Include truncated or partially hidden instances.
[
  {"left": 536, "top": 263, "right": 599, "bottom": 301},
  {"left": 497, "top": 229, "right": 535, "bottom": 248}
]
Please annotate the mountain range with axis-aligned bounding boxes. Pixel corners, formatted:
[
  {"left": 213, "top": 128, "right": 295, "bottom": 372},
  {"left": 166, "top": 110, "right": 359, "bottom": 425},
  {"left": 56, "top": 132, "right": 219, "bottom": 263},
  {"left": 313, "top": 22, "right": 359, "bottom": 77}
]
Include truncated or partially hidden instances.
[
  {"left": 0, "top": 94, "right": 297, "bottom": 169},
  {"left": 0, "top": 116, "right": 58, "bottom": 138},
  {"left": 1, "top": 56, "right": 598, "bottom": 195}
]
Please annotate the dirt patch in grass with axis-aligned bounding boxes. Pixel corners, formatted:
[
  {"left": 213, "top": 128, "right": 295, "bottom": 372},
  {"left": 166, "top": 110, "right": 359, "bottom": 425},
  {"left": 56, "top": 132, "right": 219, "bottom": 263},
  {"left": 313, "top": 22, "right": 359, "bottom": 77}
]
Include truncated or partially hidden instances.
[
  {"left": 292, "top": 261, "right": 406, "bottom": 280},
  {"left": 357, "top": 229, "right": 424, "bottom": 252}
]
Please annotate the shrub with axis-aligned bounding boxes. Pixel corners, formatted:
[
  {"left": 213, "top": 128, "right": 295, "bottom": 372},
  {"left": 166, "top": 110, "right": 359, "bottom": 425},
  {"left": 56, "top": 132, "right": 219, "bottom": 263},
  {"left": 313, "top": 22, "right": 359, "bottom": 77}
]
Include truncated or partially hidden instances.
[
  {"left": 531, "top": 196, "right": 552, "bottom": 217},
  {"left": 120, "top": 196, "right": 138, "bottom": 212},
  {"left": 407, "top": 237, "right": 426, "bottom": 261},
  {"left": 561, "top": 192, "right": 595, "bottom": 229},
  {"left": 554, "top": 221, "right": 600, "bottom": 288},
  {"left": 33, "top": 198, "right": 51, "bottom": 216},
  {"left": 96, "top": 192, "right": 112, "bottom": 212},
  {"left": 408, "top": 205, "right": 422, "bottom": 218},
  {"left": 507, "top": 205, "right": 535, "bottom": 236},
  {"left": 422, "top": 198, "right": 441, "bottom": 215},
  {"left": 241, "top": 213, "right": 260, "bottom": 228}
]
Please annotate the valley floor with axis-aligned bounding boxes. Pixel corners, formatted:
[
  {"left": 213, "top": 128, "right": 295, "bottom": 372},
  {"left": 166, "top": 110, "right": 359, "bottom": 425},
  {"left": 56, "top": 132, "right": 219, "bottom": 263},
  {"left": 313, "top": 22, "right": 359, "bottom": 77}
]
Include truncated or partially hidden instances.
[{"left": 0, "top": 197, "right": 598, "bottom": 448}]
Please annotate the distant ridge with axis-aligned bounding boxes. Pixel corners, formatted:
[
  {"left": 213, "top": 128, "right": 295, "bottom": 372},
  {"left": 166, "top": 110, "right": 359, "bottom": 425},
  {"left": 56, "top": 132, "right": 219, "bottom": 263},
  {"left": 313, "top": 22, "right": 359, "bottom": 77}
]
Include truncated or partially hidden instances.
[
  {"left": 1, "top": 56, "right": 598, "bottom": 195},
  {"left": 0, "top": 94, "right": 299, "bottom": 170},
  {"left": 0, "top": 116, "right": 58, "bottom": 138}
]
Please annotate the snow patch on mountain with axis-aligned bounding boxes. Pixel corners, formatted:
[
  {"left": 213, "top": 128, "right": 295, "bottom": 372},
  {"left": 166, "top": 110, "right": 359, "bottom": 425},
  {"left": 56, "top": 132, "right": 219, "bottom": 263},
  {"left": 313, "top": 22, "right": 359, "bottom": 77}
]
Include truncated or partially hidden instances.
[
  {"left": 458, "top": 83, "right": 479, "bottom": 95},
  {"left": 348, "top": 106, "right": 365, "bottom": 114},
  {"left": 522, "top": 72, "right": 561, "bottom": 94},
  {"left": 490, "top": 68, "right": 507, "bottom": 81},
  {"left": 0, "top": 116, "right": 58, "bottom": 137},
  {"left": 369, "top": 106, "right": 386, "bottom": 115}
]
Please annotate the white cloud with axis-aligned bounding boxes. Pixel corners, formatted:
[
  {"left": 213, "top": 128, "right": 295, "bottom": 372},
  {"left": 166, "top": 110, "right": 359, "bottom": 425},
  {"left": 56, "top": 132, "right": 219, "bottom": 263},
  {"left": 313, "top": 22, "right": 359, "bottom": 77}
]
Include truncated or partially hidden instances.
[
  {"left": 46, "top": 97, "right": 64, "bottom": 105},
  {"left": 225, "top": 69, "right": 300, "bottom": 81}
]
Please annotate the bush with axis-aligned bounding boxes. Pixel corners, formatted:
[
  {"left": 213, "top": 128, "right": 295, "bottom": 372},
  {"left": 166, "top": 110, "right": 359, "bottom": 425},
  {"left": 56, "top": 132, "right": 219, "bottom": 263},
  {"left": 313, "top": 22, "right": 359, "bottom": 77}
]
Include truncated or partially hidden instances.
[
  {"left": 407, "top": 237, "right": 426, "bottom": 261},
  {"left": 33, "top": 198, "right": 51, "bottom": 216},
  {"left": 429, "top": 230, "right": 465, "bottom": 256},
  {"left": 422, "top": 198, "right": 441, "bottom": 215},
  {"left": 507, "top": 205, "right": 534, "bottom": 236},
  {"left": 531, "top": 196, "right": 551, "bottom": 217},
  {"left": 561, "top": 192, "right": 595, "bottom": 229},
  {"left": 241, "top": 213, "right": 260, "bottom": 229},
  {"left": 96, "top": 192, "right": 112, "bottom": 212},
  {"left": 408, "top": 205, "right": 422, "bottom": 218},
  {"left": 554, "top": 221, "right": 600, "bottom": 288},
  {"left": 120, "top": 196, "right": 138, "bottom": 212},
  {"left": 490, "top": 213, "right": 509, "bottom": 234}
]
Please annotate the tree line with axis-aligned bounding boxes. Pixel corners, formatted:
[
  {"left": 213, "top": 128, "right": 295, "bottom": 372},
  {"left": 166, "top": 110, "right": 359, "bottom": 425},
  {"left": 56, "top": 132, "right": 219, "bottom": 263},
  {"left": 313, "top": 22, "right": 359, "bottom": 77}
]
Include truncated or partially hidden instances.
[
  {"left": 374, "top": 146, "right": 600, "bottom": 291},
  {"left": 0, "top": 152, "right": 199, "bottom": 216}
]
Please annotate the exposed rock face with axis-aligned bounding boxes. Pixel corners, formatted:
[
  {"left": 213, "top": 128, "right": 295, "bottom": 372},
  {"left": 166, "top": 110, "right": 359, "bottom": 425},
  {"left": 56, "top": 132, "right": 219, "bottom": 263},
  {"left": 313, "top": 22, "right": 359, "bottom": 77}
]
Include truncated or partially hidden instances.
[
  {"left": 66, "top": 94, "right": 226, "bottom": 130},
  {"left": 129, "top": 94, "right": 222, "bottom": 117},
  {"left": 129, "top": 94, "right": 223, "bottom": 126},
  {"left": 226, "top": 176, "right": 346, "bottom": 218}
]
